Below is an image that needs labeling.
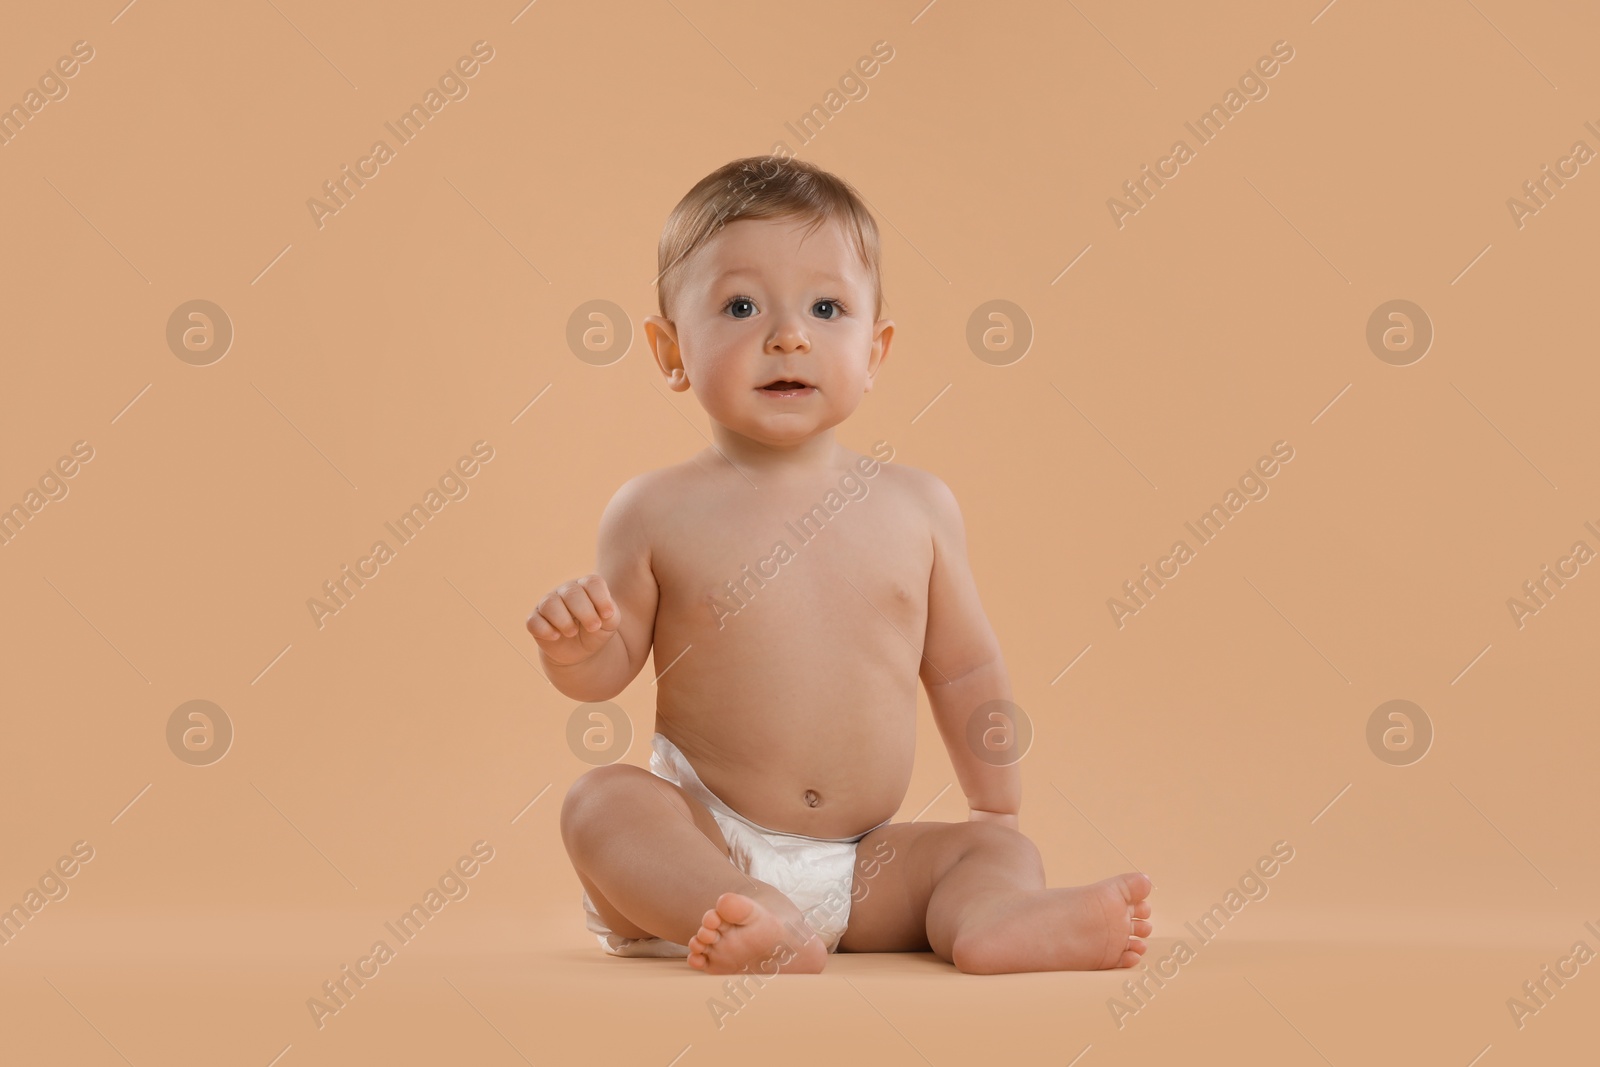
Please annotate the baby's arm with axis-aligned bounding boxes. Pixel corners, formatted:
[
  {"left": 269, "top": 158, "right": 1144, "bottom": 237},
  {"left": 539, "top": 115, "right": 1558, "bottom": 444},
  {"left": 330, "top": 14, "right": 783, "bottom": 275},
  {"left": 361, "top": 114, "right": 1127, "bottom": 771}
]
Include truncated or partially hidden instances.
[
  {"left": 912, "top": 471, "right": 1022, "bottom": 828},
  {"left": 526, "top": 475, "right": 659, "bottom": 701}
]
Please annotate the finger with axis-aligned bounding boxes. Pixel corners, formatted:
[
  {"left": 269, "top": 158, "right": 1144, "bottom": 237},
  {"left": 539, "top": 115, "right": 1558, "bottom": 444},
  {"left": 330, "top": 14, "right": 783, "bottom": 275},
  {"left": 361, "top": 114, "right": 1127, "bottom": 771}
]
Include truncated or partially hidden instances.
[
  {"left": 539, "top": 597, "right": 579, "bottom": 638},
  {"left": 559, "top": 584, "right": 603, "bottom": 632},
  {"left": 580, "top": 575, "right": 619, "bottom": 626},
  {"left": 526, "top": 611, "right": 563, "bottom": 641}
]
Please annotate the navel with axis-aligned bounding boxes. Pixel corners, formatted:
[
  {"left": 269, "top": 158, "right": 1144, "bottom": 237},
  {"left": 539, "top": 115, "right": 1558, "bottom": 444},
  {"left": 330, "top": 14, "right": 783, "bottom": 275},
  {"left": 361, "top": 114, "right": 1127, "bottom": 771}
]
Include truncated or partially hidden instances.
[{"left": 802, "top": 788, "right": 821, "bottom": 808}]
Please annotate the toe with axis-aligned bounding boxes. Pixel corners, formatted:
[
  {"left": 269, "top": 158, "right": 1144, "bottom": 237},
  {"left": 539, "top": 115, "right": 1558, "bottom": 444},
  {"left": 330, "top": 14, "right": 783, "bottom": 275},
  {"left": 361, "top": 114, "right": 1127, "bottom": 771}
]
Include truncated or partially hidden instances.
[
  {"left": 1116, "top": 948, "right": 1142, "bottom": 969},
  {"left": 1132, "top": 901, "right": 1151, "bottom": 920},
  {"left": 1119, "top": 873, "right": 1153, "bottom": 902},
  {"left": 715, "top": 892, "right": 758, "bottom": 924},
  {"left": 1126, "top": 937, "right": 1148, "bottom": 956},
  {"left": 1131, "top": 919, "right": 1152, "bottom": 938}
]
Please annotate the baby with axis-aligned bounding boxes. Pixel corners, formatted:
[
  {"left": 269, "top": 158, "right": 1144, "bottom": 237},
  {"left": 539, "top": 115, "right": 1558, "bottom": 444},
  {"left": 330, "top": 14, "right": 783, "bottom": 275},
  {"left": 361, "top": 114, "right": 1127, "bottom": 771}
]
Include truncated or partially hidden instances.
[{"left": 530, "top": 156, "right": 1151, "bottom": 975}]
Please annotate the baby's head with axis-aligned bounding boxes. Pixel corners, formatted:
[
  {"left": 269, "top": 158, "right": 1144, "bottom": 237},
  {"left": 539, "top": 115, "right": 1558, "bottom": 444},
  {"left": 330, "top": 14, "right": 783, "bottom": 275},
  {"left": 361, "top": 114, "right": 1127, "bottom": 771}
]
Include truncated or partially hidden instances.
[{"left": 645, "top": 156, "right": 894, "bottom": 449}]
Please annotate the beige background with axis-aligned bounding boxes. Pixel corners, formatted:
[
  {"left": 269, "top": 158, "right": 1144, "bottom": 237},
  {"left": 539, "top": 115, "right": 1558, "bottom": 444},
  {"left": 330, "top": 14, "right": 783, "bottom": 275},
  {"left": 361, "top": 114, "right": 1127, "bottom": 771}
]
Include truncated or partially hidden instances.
[{"left": 2, "top": 0, "right": 1596, "bottom": 1064}]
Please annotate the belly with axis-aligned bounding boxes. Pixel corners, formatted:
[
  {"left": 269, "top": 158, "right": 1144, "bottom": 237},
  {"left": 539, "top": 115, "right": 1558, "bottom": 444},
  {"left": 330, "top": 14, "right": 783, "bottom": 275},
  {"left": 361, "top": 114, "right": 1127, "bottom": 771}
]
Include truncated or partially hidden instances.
[{"left": 651, "top": 580, "right": 925, "bottom": 838}]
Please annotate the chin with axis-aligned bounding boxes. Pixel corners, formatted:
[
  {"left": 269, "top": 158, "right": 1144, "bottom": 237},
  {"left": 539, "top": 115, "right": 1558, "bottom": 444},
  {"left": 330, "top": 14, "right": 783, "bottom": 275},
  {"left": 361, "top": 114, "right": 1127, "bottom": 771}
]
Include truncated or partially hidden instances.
[
  {"left": 746, "top": 417, "right": 824, "bottom": 441},
  {"left": 759, "top": 424, "right": 821, "bottom": 442}
]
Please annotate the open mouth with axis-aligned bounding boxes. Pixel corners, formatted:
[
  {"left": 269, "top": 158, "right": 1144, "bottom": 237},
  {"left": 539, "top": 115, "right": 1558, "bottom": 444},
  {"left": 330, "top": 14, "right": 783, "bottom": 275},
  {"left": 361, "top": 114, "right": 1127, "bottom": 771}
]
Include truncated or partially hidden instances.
[{"left": 758, "top": 379, "right": 814, "bottom": 396}]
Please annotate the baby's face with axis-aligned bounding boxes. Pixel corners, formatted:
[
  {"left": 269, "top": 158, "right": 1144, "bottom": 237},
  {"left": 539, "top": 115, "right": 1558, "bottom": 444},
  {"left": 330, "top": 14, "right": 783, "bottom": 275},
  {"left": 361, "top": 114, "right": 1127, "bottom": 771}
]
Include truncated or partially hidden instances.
[{"left": 647, "top": 215, "right": 892, "bottom": 448}]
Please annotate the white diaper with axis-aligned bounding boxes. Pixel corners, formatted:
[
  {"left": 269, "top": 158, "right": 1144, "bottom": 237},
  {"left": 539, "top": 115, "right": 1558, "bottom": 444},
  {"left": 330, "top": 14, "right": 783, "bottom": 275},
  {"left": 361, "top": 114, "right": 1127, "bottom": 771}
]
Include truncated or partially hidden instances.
[{"left": 581, "top": 731, "right": 888, "bottom": 957}]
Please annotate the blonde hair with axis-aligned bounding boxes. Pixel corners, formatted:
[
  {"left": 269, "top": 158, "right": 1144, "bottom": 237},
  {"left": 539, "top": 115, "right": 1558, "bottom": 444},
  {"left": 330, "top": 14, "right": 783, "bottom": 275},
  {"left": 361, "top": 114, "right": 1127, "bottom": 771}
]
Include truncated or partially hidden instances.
[{"left": 655, "top": 156, "right": 884, "bottom": 321}]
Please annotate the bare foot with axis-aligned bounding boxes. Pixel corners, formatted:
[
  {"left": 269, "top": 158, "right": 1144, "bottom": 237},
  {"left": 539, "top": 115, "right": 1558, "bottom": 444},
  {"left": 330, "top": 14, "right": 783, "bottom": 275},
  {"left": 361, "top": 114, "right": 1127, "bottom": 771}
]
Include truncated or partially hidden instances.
[
  {"left": 949, "top": 873, "right": 1153, "bottom": 974},
  {"left": 685, "top": 891, "right": 828, "bottom": 975}
]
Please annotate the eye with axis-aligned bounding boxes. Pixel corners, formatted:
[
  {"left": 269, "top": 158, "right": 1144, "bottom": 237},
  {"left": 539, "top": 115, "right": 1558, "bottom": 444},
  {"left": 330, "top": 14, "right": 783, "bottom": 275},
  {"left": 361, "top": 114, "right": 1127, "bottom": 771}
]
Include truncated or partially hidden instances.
[
  {"left": 724, "top": 295, "right": 756, "bottom": 319},
  {"left": 813, "top": 299, "right": 848, "bottom": 320}
]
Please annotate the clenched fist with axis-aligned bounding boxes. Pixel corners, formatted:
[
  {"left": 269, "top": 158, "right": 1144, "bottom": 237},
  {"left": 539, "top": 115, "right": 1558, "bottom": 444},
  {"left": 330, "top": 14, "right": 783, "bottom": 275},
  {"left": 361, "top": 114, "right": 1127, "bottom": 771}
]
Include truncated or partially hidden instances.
[{"left": 526, "top": 574, "right": 620, "bottom": 666}]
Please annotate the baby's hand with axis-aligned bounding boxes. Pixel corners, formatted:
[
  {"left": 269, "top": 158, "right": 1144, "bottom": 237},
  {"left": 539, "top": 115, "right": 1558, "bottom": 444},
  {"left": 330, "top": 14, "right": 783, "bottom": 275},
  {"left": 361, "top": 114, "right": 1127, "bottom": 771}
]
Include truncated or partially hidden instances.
[
  {"left": 968, "top": 807, "right": 1020, "bottom": 830},
  {"left": 526, "top": 574, "right": 620, "bottom": 666}
]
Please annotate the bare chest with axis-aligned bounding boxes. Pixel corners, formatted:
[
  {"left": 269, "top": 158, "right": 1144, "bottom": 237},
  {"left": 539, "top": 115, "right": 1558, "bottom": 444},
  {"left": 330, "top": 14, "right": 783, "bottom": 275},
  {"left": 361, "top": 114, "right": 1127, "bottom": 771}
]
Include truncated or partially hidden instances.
[{"left": 652, "top": 477, "right": 932, "bottom": 647}]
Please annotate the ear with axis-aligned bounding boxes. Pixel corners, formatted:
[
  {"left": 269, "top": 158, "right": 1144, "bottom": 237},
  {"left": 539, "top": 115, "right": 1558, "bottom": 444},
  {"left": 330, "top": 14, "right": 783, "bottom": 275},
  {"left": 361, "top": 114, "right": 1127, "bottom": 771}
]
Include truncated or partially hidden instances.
[
  {"left": 863, "top": 318, "right": 894, "bottom": 392},
  {"left": 644, "top": 315, "right": 690, "bottom": 391}
]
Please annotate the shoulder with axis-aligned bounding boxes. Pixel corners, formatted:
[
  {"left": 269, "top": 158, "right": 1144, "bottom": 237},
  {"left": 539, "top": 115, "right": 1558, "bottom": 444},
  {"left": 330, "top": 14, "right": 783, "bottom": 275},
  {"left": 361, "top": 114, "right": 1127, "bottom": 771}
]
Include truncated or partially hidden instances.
[
  {"left": 608, "top": 453, "right": 707, "bottom": 506},
  {"left": 598, "top": 463, "right": 689, "bottom": 540},
  {"left": 602, "top": 469, "right": 657, "bottom": 517},
  {"left": 859, "top": 456, "right": 965, "bottom": 543},
  {"left": 876, "top": 460, "right": 960, "bottom": 520}
]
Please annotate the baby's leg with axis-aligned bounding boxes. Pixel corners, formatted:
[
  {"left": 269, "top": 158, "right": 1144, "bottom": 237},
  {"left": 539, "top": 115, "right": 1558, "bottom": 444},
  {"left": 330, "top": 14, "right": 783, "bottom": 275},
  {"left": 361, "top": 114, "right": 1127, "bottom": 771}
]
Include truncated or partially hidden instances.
[
  {"left": 842, "top": 820, "right": 1152, "bottom": 973},
  {"left": 561, "top": 764, "right": 827, "bottom": 973},
  {"left": 927, "top": 825, "right": 1152, "bottom": 974}
]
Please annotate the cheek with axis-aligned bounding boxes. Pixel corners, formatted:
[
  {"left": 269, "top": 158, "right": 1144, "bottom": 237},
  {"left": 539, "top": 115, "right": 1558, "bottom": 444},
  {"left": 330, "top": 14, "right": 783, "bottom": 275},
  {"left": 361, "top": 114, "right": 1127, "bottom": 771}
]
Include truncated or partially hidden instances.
[
  {"left": 676, "top": 324, "right": 714, "bottom": 368},
  {"left": 835, "top": 331, "right": 874, "bottom": 377},
  {"left": 685, "top": 338, "right": 746, "bottom": 394},
  {"left": 700, "top": 336, "right": 744, "bottom": 375}
]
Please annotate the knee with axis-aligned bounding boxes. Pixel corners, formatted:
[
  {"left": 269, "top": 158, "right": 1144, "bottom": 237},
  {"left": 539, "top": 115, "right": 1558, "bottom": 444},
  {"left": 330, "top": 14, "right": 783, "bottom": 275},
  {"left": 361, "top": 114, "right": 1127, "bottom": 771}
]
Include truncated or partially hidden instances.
[
  {"left": 559, "top": 763, "right": 646, "bottom": 844},
  {"left": 955, "top": 821, "right": 1041, "bottom": 863}
]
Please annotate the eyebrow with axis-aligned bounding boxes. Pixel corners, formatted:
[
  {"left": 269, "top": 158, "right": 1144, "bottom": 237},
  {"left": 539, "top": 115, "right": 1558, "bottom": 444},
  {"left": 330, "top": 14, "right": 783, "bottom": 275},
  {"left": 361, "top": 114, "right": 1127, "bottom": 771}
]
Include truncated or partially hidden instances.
[{"left": 711, "top": 267, "right": 851, "bottom": 285}]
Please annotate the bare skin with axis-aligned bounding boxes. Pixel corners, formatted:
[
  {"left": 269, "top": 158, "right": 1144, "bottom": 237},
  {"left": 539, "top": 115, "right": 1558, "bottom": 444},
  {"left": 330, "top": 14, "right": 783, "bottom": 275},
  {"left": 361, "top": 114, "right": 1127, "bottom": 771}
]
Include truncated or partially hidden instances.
[{"left": 535, "top": 212, "right": 1151, "bottom": 974}]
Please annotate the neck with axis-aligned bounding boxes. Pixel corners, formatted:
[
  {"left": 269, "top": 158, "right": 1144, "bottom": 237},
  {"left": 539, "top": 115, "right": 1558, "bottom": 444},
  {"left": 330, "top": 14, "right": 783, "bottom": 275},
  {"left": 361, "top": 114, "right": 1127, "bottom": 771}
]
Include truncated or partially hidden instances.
[{"left": 707, "top": 423, "right": 843, "bottom": 478}]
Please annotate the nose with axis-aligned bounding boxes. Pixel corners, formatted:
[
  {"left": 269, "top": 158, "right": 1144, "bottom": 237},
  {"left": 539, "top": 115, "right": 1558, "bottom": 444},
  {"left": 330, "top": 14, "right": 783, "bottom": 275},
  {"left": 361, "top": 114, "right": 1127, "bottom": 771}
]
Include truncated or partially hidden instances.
[{"left": 765, "top": 312, "right": 809, "bottom": 354}]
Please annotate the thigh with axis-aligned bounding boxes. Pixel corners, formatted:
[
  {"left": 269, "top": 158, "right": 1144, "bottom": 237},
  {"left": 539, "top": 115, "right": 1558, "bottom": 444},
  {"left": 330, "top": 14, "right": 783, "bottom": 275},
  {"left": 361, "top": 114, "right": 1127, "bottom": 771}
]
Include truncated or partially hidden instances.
[
  {"left": 564, "top": 763, "right": 735, "bottom": 939},
  {"left": 837, "top": 820, "right": 999, "bottom": 953}
]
